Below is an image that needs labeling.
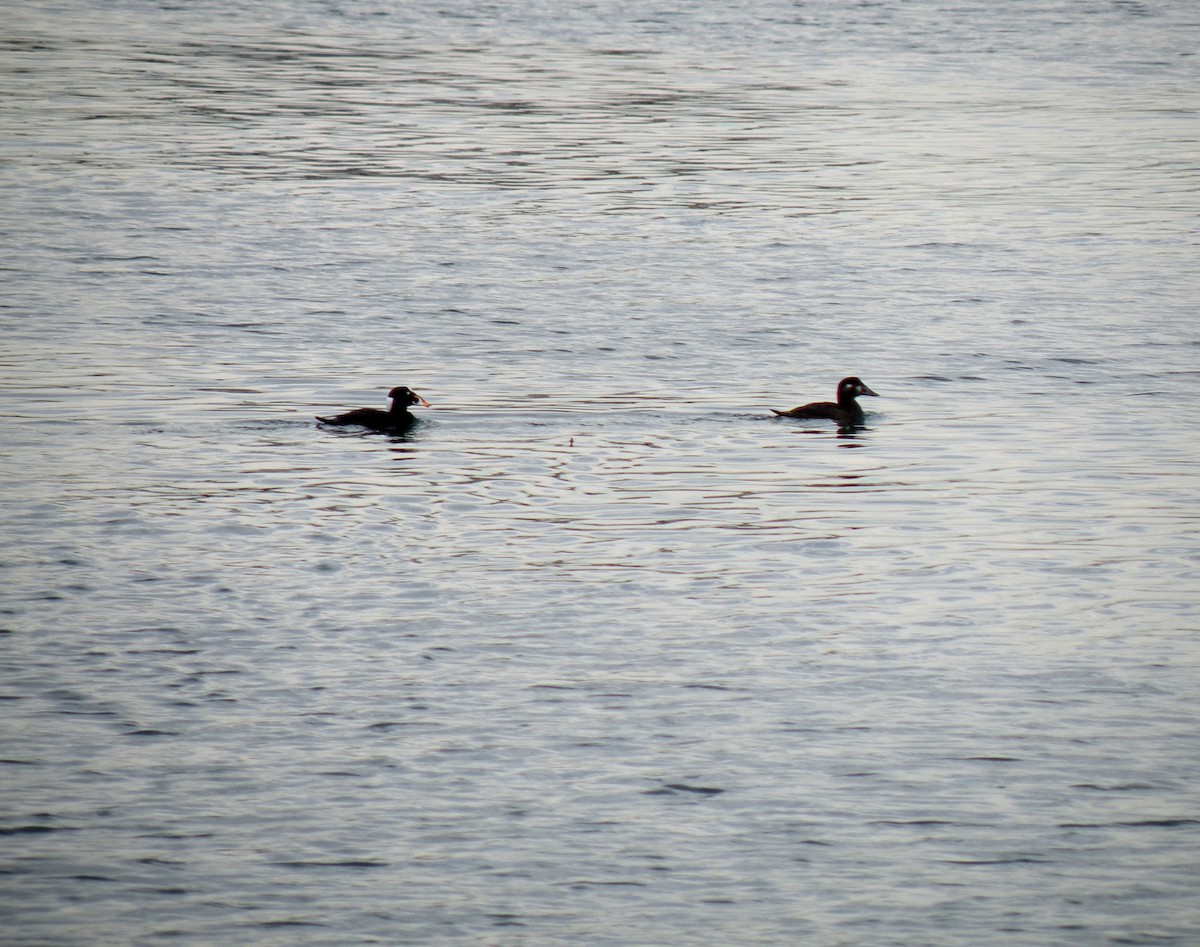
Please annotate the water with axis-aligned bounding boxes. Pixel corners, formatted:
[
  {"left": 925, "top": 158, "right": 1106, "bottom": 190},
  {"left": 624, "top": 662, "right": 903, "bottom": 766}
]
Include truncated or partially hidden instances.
[{"left": 3, "top": 1, "right": 1200, "bottom": 943}]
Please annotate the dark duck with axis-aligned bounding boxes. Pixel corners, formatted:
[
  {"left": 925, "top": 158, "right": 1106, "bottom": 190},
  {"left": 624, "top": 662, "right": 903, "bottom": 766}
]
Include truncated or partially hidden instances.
[
  {"left": 771, "top": 376, "right": 879, "bottom": 427},
  {"left": 317, "top": 386, "right": 430, "bottom": 433}
]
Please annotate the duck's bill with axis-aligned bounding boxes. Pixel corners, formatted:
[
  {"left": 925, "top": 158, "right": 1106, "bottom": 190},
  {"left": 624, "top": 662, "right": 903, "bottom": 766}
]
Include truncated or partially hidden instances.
[
  {"left": 860, "top": 384, "right": 879, "bottom": 397},
  {"left": 416, "top": 395, "right": 432, "bottom": 407}
]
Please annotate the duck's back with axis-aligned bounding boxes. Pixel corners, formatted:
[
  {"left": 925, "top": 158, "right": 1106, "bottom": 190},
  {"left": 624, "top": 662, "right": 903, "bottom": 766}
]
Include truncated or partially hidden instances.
[
  {"left": 317, "top": 407, "right": 399, "bottom": 430},
  {"left": 771, "top": 401, "right": 852, "bottom": 422}
]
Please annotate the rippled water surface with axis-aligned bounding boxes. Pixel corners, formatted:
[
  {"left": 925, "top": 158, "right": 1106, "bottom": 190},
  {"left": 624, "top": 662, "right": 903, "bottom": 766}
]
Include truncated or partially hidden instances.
[{"left": 3, "top": 1, "right": 1200, "bottom": 943}]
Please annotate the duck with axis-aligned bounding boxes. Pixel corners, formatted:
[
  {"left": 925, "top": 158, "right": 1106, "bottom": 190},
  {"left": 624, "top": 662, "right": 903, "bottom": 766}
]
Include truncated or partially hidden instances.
[
  {"left": 771, "top": 376, "right": 879, "bottom": 427},
  {"left": 316, "top": 386, "right": 430, "bottom": 433}
]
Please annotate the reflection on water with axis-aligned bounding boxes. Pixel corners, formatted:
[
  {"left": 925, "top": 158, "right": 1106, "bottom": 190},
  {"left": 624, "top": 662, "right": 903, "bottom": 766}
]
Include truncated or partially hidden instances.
[{"left": 2, "top": 0, "right": 1199, "bottom": 944}]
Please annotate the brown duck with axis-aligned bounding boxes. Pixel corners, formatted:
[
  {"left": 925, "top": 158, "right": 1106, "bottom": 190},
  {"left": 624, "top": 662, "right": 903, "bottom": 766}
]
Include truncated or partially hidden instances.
[
  {"left": 771, "top": 376, "right": 879, "bottom": 427},
  {"left": 317, "top": 386, "right": 430, "bottom": 433}
]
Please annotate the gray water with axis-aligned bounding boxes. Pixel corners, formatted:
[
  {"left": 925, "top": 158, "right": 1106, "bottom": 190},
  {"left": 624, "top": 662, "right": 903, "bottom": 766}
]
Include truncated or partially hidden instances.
[{"left": 3, "top": 1, "right": 1200, "bottom": 943}]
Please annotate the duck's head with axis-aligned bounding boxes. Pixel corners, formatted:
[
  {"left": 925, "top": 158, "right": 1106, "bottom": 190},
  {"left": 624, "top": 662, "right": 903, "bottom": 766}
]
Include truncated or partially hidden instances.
[
  {"left": 839, "top": 377, "right": 878, "bottom": 399},
  {"left": 389, "top": 386, "right": 431, "bottom": 407}
]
